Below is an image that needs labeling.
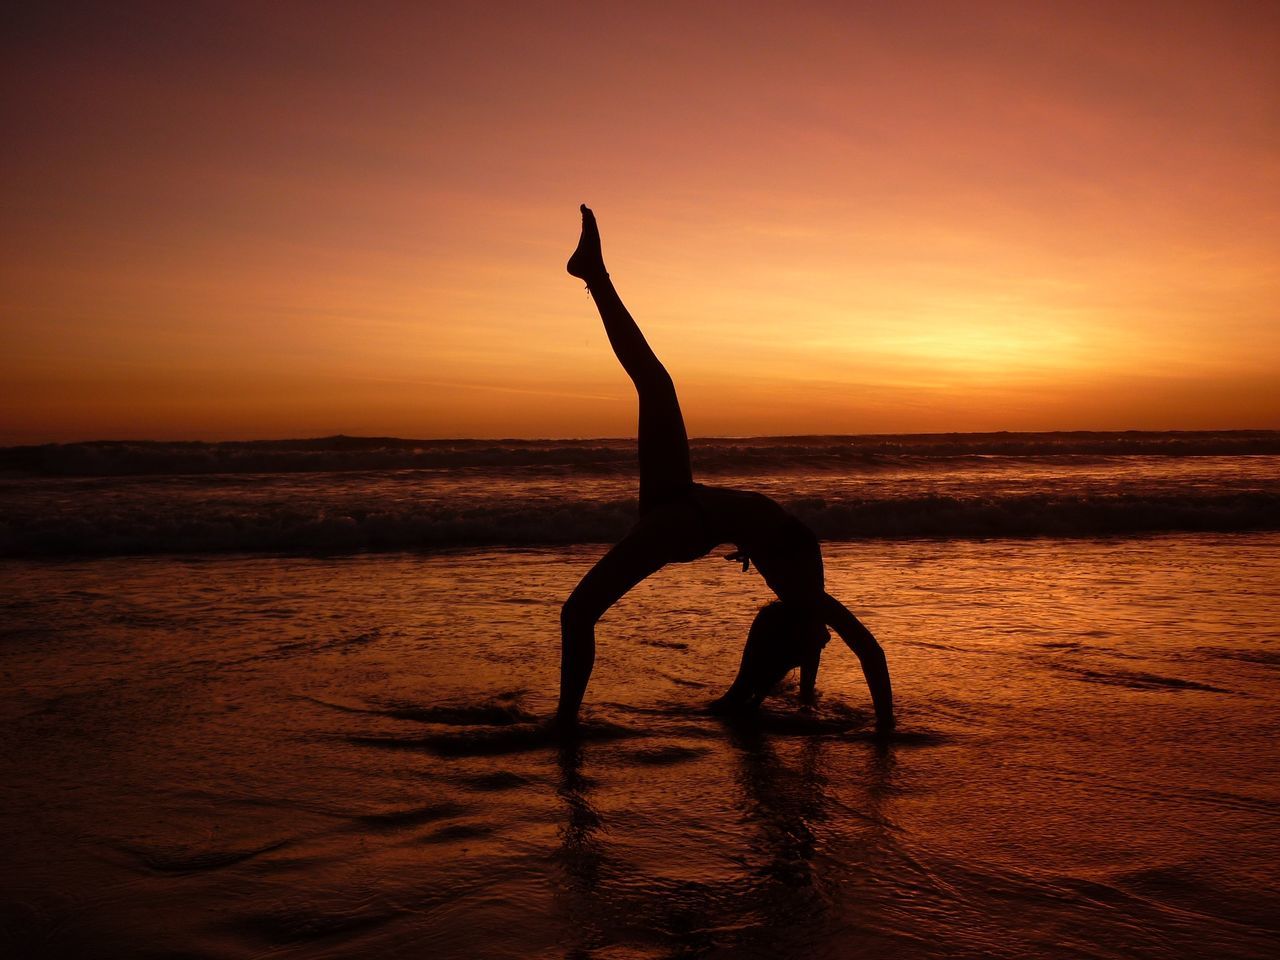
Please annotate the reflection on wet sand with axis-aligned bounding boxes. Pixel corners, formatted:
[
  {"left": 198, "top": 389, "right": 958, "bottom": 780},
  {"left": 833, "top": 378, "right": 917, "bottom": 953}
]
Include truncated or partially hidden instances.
[
  {"left": 2, "top": 537, "right": 1278, "bottom": 958},
  {"left": 551, "top": 711, "right": 900, "bottom": 957}
]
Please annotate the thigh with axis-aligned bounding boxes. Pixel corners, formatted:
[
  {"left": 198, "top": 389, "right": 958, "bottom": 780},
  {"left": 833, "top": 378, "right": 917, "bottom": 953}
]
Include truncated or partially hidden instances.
[
  {"left": 566, "top": 506, "right": 700, "bottom": 623},
  {"left": 636, "top": 376, "right": 694, "bottom": 513}
]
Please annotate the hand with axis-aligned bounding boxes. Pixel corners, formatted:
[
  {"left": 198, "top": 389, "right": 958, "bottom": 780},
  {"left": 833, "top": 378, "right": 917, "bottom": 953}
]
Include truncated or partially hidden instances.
[{"left": 724, "top": 549, "right": 751, "bottom": 572}]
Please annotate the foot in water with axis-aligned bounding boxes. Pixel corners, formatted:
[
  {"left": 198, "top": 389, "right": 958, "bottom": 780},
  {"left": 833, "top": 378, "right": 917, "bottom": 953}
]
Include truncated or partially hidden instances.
[{"left": 567, "top": 203, "right": 608, "bottom": 282}]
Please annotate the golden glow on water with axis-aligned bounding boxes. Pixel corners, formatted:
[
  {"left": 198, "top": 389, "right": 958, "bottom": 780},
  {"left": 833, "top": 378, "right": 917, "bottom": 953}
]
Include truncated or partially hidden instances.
[{"left": 3, "top": 536, "right": 1278, "bottom": 957}]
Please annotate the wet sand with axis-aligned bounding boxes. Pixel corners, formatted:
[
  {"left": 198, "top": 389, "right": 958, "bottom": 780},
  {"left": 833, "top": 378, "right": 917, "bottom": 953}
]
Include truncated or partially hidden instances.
[{"left": 2, "top": 535, "right": 1279, "bottom": 958}]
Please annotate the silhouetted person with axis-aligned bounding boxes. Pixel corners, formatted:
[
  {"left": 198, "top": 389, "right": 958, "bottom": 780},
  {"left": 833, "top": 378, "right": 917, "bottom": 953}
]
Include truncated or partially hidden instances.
[{"left": 559, "top": 205, "right": 894, "bottom": 732}]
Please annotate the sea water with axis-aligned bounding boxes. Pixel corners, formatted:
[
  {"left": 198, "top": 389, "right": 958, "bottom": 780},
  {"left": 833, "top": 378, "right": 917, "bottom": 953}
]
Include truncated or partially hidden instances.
[{"left": 1, "top": 433, "right": 1278, "bottom": 958}]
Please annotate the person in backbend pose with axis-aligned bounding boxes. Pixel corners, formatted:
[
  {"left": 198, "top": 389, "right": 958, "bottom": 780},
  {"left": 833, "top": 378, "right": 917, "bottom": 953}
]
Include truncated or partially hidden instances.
[{"left": 558, "top": 205, "right": 894, "bottom": 731}]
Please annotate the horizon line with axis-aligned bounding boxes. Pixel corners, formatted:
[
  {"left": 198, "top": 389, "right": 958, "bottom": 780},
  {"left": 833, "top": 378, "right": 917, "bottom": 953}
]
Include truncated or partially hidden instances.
[{"left": 4, "top": 426, "right": 1279, "bottom": 450}]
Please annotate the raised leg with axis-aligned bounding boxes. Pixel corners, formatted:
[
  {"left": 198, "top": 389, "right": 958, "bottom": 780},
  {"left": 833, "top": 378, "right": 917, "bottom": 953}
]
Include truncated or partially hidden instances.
[{"left": 569, "top": 205, "right": 693, "bottom": 511}]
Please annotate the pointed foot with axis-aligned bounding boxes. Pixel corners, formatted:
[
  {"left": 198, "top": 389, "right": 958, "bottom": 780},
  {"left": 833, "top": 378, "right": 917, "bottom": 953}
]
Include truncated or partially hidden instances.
[{"left": 566, "top": 204, "right": 608, "bottom": 282}]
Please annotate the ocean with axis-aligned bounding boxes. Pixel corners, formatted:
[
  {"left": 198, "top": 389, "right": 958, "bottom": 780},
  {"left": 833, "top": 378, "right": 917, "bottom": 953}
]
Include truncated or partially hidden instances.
[
  {"left": 2, "top": 431, "right": 1278, "bottom": 958},
  {"left": 2, "top": 430, "right": 1278, "bottom": 556}
]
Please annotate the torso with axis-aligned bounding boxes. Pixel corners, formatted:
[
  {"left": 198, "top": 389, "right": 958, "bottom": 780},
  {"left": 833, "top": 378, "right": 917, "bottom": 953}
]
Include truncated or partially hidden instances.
[
  {"left": 639, "top": 482, "right": 823, "bottom": 595},
  {"left": 692, "top": 483, "right": 826, "bottom": 598},
  {"left": 687, "top": 483, "right": 793, "bottom": 553}
]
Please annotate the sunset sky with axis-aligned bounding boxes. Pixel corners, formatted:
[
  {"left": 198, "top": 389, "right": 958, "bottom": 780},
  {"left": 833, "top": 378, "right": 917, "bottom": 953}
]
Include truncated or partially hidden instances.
[{"left": 3, "top": 1, "right": 1277, "bottom": 443}]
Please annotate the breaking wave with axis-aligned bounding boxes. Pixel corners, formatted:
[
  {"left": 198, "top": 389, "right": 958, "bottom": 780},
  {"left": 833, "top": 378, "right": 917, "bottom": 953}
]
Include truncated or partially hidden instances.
[
  {"left": 2, "top": 490, "right": 1276, "bottom": 557},
  {"left": 5, "top": 431, "right": 1277, "bottom": 557}
]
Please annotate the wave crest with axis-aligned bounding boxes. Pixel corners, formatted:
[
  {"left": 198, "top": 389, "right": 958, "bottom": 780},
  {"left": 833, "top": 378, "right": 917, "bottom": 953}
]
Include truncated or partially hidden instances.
[{"left": 2, "top": 490, "right": 1275, "bottom": 557}]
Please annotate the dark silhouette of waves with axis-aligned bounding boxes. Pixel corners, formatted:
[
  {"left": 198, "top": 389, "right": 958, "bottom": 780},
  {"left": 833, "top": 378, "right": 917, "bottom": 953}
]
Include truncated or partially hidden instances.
[
  {"left": 5, "top": 432, "right": 1277, "bottom": 556},
  {"left": 4, "top": 430, "right": 1279, "bottom": 477},
  {"left": 3, "top": 489, "right": 1276, "bottom": 557}
]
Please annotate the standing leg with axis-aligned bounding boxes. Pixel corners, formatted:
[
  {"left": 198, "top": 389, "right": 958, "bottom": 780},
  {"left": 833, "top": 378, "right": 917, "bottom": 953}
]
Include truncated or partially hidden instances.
[
  {"left": 557, "top": 516, "right": 680, "bottom": 722},
  {"left": 568, "top": 205, "right": 693, "bottom": 511}
]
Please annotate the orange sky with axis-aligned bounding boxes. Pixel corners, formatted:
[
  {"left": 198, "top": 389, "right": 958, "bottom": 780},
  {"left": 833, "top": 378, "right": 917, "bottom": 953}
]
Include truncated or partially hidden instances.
[{"left": 2, "top": 1, "right": 1278, "bottom": 443}]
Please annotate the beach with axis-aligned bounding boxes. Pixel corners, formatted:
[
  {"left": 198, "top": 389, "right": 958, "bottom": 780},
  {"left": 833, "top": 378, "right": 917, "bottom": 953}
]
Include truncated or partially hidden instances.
[
  {"left": 9, "top": 2, "right": 1280, "bottom": 955},
  {"left": 3, "top": 433, "right": 1279, "bottom": 959}
]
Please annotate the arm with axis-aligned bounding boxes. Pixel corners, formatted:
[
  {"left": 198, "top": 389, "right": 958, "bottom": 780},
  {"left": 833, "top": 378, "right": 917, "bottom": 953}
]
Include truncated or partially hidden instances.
[
  {"left": 799, "top": 647, "right": 821, "bottom": 703},
  {"left": 817, "top": 593, "right": 894, "bottom": 730}
]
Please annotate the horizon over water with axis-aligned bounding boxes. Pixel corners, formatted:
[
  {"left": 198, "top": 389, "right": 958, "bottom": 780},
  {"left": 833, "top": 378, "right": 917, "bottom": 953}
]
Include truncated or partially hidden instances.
[{"left": 2, "top": 428, "right": 1278, "bottom": 958}]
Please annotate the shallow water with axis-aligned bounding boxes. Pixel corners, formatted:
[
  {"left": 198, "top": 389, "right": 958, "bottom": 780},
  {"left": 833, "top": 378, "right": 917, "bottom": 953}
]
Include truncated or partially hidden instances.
[{"left": 2, "top": 535, "right": 1279, "bottom": 958}]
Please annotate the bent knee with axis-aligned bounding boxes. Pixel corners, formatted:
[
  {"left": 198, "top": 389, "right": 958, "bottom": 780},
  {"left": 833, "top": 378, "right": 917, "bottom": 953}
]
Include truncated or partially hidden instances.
[{"left": 560, "top": 595, "right": 601, "bottom": 633}]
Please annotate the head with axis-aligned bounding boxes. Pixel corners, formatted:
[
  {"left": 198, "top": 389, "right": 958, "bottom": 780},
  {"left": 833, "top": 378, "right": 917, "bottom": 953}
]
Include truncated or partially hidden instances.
[
  {"left": 741, "top": 601, "right": 830, "bottom": 701},
  {"left": 749, "top": 600, "right": 828, "bottom": 644}
]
